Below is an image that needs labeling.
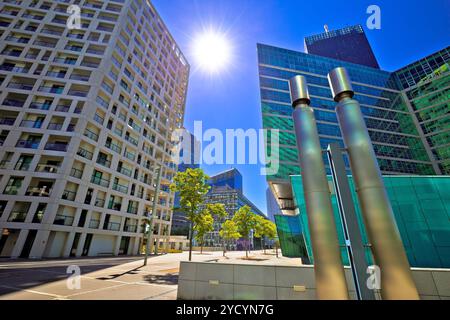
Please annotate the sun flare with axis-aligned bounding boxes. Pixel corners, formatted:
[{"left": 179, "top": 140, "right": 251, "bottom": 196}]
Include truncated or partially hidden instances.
[{"left": 193, "top": 30, "right": 231, "bottom": 74}]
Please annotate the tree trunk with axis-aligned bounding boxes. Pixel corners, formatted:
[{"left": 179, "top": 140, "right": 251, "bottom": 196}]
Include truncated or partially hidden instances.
[
  {"left": 200, "top": 238, "right": 203, "bottom": 254},
  {"left": 188, "top": 221, "right": 193, "bottom": 261},
  {"left": 246, "top": 237, "right": 249, "bottom": 259},
  {"left": 223, "top": 240, "right": 226, "bottom": 257}
]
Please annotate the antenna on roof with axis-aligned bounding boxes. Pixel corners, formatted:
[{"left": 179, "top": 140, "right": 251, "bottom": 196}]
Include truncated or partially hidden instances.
[{"left": 324, "top": 24, "right": 329, "bottom": 33}]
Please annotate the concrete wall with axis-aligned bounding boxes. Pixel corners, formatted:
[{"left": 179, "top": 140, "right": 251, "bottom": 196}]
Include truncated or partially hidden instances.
[{"left": 178, "top": 261, "right": 450, "bottom": 300}]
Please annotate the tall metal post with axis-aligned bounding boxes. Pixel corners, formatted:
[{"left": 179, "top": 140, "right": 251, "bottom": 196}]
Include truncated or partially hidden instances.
[
  {"left": 143, "top": 166, "right": 162, "bottom": 266},
  {"left": 327, "top": 142, "right": 375, "bottom": 300},
  {"left": 328, "top": 67, "right": 419, "bottom": 300},
  {"left": 289, "top": 75, "right": 349, "bottom": 300}
]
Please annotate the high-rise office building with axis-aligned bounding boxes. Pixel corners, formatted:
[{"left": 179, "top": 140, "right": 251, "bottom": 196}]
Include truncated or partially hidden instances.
[
  {"left": 395, "top": 48, "right": 450, "bottom": 174},
  {"left": 305, "top": 25, "right": 380, "bottom": 69},
  {"left": 0, "top": 0, "right": 189, "bottom": 258},
  {"left": 171, "top": 131, "right": 200, "bottom": 235},
  {"left": 207, "top": 168, "right": 243, "bottom": 193},
  {"left": 200, "top": 168, "right": 265, "bottom": 248}
]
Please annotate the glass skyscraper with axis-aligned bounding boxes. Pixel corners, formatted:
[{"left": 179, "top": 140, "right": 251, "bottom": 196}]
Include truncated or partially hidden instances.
[{"left": 395, "top": 48, "right": 450, "bottom": 174}]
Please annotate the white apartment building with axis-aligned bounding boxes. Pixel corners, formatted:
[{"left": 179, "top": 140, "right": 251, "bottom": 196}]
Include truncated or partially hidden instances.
[{"left": 0, "top": 0, "right": 189, "bottom": 258}]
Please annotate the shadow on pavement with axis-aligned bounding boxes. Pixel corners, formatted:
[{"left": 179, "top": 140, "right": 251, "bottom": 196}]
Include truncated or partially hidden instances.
[{"left": 142, "top": 273, "right": 179, "bottom": 285}]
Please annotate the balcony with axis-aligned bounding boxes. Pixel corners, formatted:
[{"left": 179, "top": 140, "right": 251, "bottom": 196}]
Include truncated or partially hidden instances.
[
  {"left": 38, "top": 86, "right": 64, "bottom": 94},
  {"left": 34, "top": 40, "right": 57, "bottom": 48},
  {"left": 127, "top": 206, "right": 138, "bottom": 215},
  {"left": 47, "top": 123, "right": 63, "bottom": 130},
  {"left": 123, "top": 151, "right": 136, "bottom": 161},
  {"left": 77, "top": 147, "right": 93, "bottom": 160},
  {"left": 46, "top": 71, "right": 66, "bottom": 79},
  {"left": 16, "top": 139, "right": 40, "bottom": 149},
  {"left": 53, "top": 214, "right": 74, "bottom": 226},
  {"left": 0, "top": 160, "right": 10, "bottom": 169},
  {"left": 53, "top": 57, "right": 77, "bottom": 65},
  {"left": 0, "top": 65, "right": 29, "bottom": 73},
  {"left": 45, "top": 142, "right": 68, "bottom": 152},
  {"left": 94, "top": 198, "right": 105, "bottom": 208},
  {"left": 7, "top": 82, "right": 34, "bottom": 90},
  {"left": 30, "top": 102, "right": 51, "bottom": 110},
  {"left": 5, "top": 36, "right": 30, "bottom": 44},
  {"left": 3, "top": 99, "right": 25, "bottom": 107},
  {"left": 125, "top": 135, "right": 138, "bottom": 146},
  {"left": 8, "top": 211, "right": 27, "bottom": 222},
  {"left": 61, "top": 190, "right": 76, "bottom": 201},
  {"left": 70, "top": 74, "right": 90, "bottom": 82},
  {"left": 84, "top": 129, "right": 99, "bottom": 141},
  {"left": 80, "top": 61, "right": 99, "bottom": 68},
  {"left": 64, "top": 45, "right": 83, "bottom": 52},
  {"left": 20, "top": 120, "right": 42, "bottom": 128},
  {"left": 117, "top": 166, "right": 132, "bottom": 177},
  {"left": 105, "top": 141, "right": 121, "bottom": 154},
  {"left": 97, "top": 157, "right": 111, "bottom": 168},
  {"left": 89, "top": 219, "right": 100, "bottom": 229},
  {"left": 68, "top": 89, "right": 89, "bottom": 97},
  {"left": 3, "top": 185, "right": 20, "bottom": 195},
  {"left": 26, "top": 186, "right": 51, "bottom": 197},
  {"left": 124, "top": 225, "right": 137, "bottom": 233},
  {"left": 70, "top": 167, "right": 83, "bottom": 179},
  {"left": 36, "top": 163, "right": 59, "bottom": 173},
  {"left": 91, "top": 176, "right": 110, "bottom": 188},
  {"left": 55, "top": 104, "right": 70, "bottom": 112},
  {"left": 108, "top": 201, "right": 122, "bottom": 211},
  {"left": 105, "top": 222, "right": 120, "bottom": 231},
  {"left": 0, "top": 117, "right": 15, "bottom": 125},
  {"left": 112, "top": 183, "right": 128, "bottom": 194}
]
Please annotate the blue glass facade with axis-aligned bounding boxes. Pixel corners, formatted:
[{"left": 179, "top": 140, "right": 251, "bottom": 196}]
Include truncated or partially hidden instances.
[
  {"left": 291, "top": 175, "right": 450, "bottom": 268},
  {"left": 208, "top": 168, "right": 243, "bottom": 193}
]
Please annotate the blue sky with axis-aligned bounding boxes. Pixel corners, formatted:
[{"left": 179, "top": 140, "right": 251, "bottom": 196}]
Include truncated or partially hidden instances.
[{"left": 153, "top": 0, "right": 450, "bottom": 215}]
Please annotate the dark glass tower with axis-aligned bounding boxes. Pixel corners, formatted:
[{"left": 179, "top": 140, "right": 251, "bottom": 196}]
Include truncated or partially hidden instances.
[{"left": 305, "top": 25, "right": 380, "bottom": 69}]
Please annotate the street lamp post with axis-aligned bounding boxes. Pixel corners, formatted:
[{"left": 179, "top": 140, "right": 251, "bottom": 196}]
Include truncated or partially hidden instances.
[{"left": 143, "top": 166, "right": 162, "bottom": 266}]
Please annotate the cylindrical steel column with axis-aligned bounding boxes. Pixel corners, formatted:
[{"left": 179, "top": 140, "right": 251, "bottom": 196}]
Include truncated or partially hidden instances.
[
  {"left": 328, "top": 67, "right": 419, "bottom": 300},
  {"left": 289, "top": 75, "right": 349, "bottom": 300}
]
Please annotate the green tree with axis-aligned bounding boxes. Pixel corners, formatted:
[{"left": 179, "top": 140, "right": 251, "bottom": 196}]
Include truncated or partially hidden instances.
[
  {"left": 194, "top": 211, "right": 214, "bottom": 254},
  {"left": 219, "top": 220, "right": 241, "bottom": 257},
  {"left": 256, "top": 219, "right": 277, "bottom": 254},
  {"left": 170, "top": 168, "right": 210, "bottom": 261},
  {"left": 232, "top": 205, "right": 257, "bottom": 258},
  {"left": 207, "top": 203, "right": 228, "bottom": 222},
  {"left": 206, "top": 203, "right": 228, "bottom": 250}
]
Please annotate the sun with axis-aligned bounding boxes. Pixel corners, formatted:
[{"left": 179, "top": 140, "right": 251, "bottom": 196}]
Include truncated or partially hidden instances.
[{"left": 193, "top": 30, "right": 231, "bottom": 74}]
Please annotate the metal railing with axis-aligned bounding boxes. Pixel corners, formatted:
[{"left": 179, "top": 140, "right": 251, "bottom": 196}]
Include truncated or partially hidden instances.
[{"left": 54, "top": 214, "right": 74, "bottom": 226}]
